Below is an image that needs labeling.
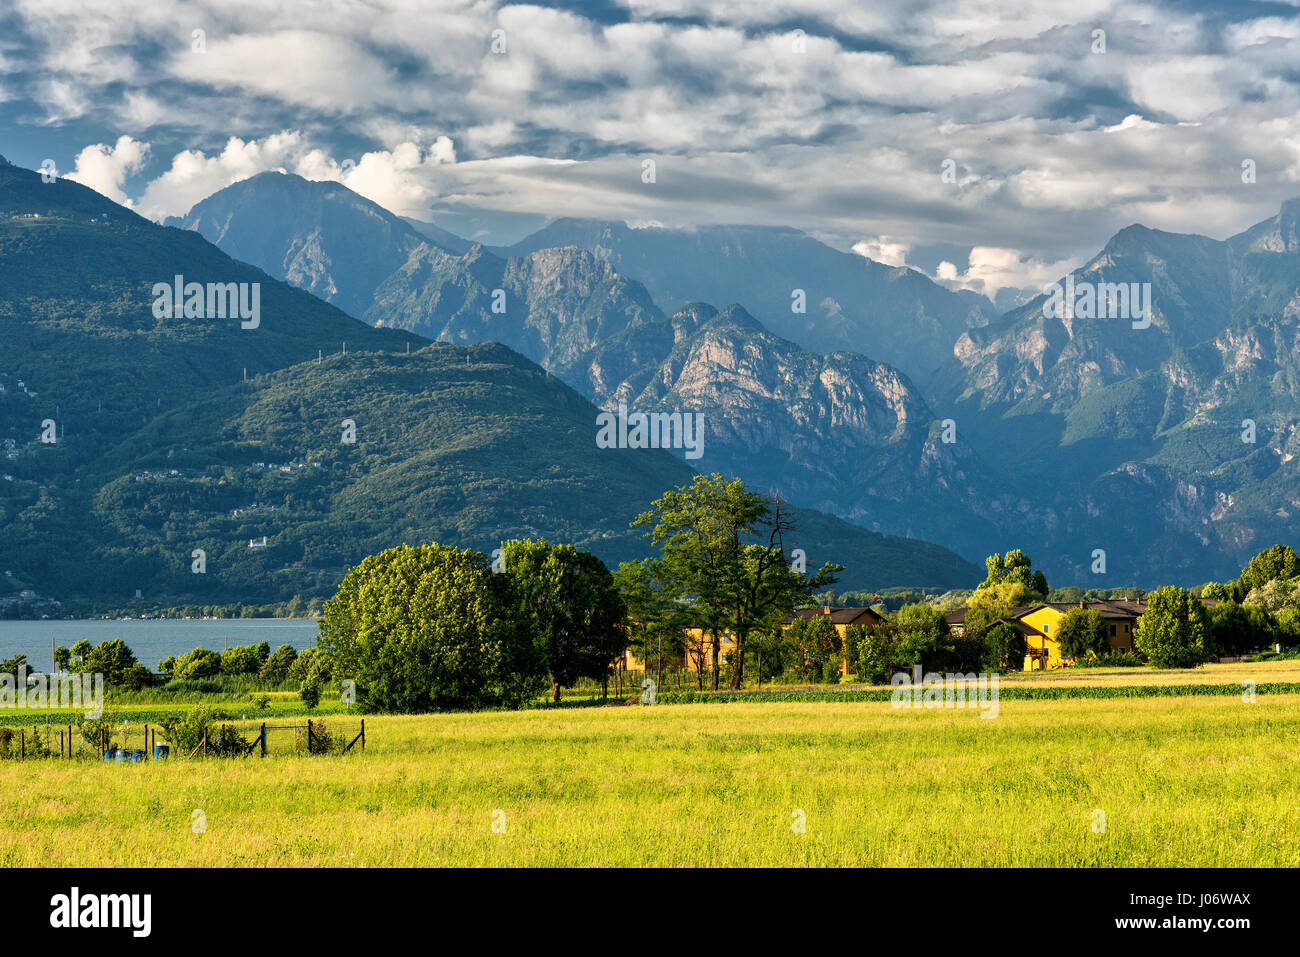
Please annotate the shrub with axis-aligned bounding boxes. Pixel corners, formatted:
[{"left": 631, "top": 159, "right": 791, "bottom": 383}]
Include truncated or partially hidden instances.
[
  {"left": 302, "top": 718, "right": 344, "bottom": 755},
  {"left": 159, "top": 705, "right": 246, "bottom": 757},
  {"left": 299, "top": 679, "right": 321, "bottom": 710},
  {"left": 78, "top": 711, "right": 119, "bottom": 752},
  {"left": 1071, "top": 652, "right": 1145, "bottom": 668}
]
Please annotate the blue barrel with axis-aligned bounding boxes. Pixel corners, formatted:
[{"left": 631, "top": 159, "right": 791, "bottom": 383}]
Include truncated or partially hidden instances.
[
  {"left": 126, "top": 750, "right": 145, "bottom": 763},
  {"left": 113, "top": 750, "right": 128, "bottom": 762},
  {"left": 153, "top": 744, "right": 170, "bottom": 760},
  {"left": 102, "top": 750, "right": 114, "bottom": 761}
]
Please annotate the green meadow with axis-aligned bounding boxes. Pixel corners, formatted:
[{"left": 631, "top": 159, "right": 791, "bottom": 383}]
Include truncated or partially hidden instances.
[{"left": 2, "top": 674, "right": 1298, "bottom": 867}]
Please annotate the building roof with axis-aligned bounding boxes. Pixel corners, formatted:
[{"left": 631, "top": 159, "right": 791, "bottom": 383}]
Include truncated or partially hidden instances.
[{"left": 789, "top": 606, "right": 883, "bottom": 626}]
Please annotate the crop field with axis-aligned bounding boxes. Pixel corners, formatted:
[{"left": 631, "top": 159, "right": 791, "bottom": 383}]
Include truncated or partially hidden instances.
[{"left": 3, "top": 668, "right": 1299, "bottom": 867}]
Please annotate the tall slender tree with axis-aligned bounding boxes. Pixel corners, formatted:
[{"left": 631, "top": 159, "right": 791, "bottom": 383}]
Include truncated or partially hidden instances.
[{"left": 634, "top": 474, "right": 840, "bottom": 689}]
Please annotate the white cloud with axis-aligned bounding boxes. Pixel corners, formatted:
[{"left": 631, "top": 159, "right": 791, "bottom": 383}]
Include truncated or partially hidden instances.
[
  {"left": 934, "top": 246, "right": 1077, "bottom": 298},
  {"left": 65, "top": 135, "right": 149, "bottom": 207},
  {"left": 137, "top": 132, "right": 304, "bottom": 219},
  {"left": 852, "top": 237, "right": 910, "bottom": 267}
]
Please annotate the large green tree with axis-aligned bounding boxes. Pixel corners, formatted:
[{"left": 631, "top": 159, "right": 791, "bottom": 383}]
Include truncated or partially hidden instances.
[
  {"left": 634, "top": 474, "right": 840, "bottom": 690},
  {"left": 318, "top": 543, "right": 542, "bottom": 712},
  {"left": 1135, "top": 586, "right": 1213, "bottom": 668},
  {"left": 1238, "top": 544, "right": 1299, "bottom": 593},
  {"left": 891, "top": 603, "right": 954, "bottom": 671},
  {"left": 502, "top": 539, "right": 627, "bottom": 703},
  {"left": 1057, "top": 608, "right": 1110, "bottom": 659}
]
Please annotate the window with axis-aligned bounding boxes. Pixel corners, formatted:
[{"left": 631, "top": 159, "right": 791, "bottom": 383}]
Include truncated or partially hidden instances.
[
  {"left": 1118, "top": 647, "right": 1127, "bottom": 654},
  {"left": 1110, "top": 624, "right": 1117, "bottom": 636},
  {"left": 1043, "top": 623, "right": 1050, "bottom": 633}
]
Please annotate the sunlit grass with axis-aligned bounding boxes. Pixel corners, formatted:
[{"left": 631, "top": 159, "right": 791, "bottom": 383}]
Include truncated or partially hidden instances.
[{"left": 3, "top": 692, "right": 1298, "bottom": 867}]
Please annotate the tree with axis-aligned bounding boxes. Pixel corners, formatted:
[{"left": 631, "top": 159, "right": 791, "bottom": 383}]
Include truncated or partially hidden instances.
[
  {"left": 259, "top": 644, "right": 299, "bottom": 683},
  {"left": 318, "top": 543, "right": 540, "bottom": 712},
  {"left": 892, "top": 604, "right": 953, "bottom": 671},
  {"left": 82, "top": 639, "right": 139, "bottom": 686},
  {"left": 634, "top": 474, "right": 840, "bottom": 690},
  {"left": 502, "top": 539, "right": 626, "bottom": 703},
  {"left": 613, "top": 558, "right": 689, "bottom": 688},
  {"left": 1135, "top": 586, "right": 1213, "bottom": 668},
  {"left": 1243, "top": 579, "right": 1294, "bottom": 615},
  {"left": 220, "top": 642, "right": 270, "bottom": 676},
  {"left": 978, "top": 549, "right": 1049, "bottom": 601},
  {"left": 1056, "top": 608, "right": 1110, "bottom": 660},
  {"left": 300, "top": 678, "right": 322, "bottom": 710},
  {"left": 1208, "top": 601, "right": 1254, "bottom": 656},
  {"left": 983, "top": 622, "right": 1027, "bottom": 672},
  {"left": 172, "top": 647, "right": 222, "bottom": 681},
  {"left": 53, "top": 646, "right": 71, "bottom": 673},
  {"left": 784, "top": 614, "right": 841, "bottom": 682},
  {"left": 845, "top": 621, "right": 896, "bottom": 684},
  {"left": 70, "top": 640, "right": 91, "bottom": 664},
  {"left": 1199, "top": 581, "right": 1230, "bottom": 601},
  {"left": 1238, "top": 545, "right": 1299, "bottom": 593}
]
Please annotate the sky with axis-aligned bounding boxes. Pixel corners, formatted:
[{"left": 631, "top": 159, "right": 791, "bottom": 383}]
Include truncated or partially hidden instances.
[{"left": 2, "top": 0, "right": 1300, "bottom": 300}]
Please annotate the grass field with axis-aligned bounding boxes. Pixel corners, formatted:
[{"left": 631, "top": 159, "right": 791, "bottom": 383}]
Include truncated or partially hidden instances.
[{"left": 3, "top": 672, "right": 1299, "bottom": 866}]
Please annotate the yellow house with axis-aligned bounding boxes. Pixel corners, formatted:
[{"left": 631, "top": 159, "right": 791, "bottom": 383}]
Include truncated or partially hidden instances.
[
  {"left": 1016, "top": 600, "right": 1147, "bottom": 669},
  {"left": 682, "top": 607, "right": 885, "bottom": 675}
]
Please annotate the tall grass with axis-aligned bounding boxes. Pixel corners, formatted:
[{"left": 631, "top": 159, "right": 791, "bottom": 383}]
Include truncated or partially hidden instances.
[{"left": 2, "top": 694, "right": 1297, "bottom": 866}]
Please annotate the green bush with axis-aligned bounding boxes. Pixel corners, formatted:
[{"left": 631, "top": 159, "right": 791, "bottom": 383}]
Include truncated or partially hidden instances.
[
  {"left": 159, "top": 705, "right": 246, "bottom": 757},
  {"left": 299, "top": 679, "right": 322, "bottom": 710}
]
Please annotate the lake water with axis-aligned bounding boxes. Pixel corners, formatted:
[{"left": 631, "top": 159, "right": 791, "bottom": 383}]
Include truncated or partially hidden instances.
[{"left": 0, "top": 619, "right": 320, "bottom": 670}]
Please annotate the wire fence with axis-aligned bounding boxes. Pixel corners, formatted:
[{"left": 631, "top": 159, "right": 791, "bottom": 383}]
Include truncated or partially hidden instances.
[{"left": 0, "top": 717, "right": 365, "bottom": 761}]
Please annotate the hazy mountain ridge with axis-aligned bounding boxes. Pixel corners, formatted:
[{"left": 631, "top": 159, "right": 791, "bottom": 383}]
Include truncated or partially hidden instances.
[
  {"left": 0, "top": 163, "right": 979, "bottom": 604},
  {"left": 500, "top": 217, "right": 998, "bottom": 384},
  {"left": 169, "top": 172, "right": 466, "bottom": 320},
  {"left": 150, "top": 171, "right": 1300, "bottom": 583}
]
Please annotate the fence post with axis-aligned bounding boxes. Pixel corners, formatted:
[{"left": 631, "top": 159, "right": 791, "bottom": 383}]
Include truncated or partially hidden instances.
[
  {"left": 19, "top": 729, "right": 24, "bottom": 761},
  {"left": 202, "top": 730, "right": 207, "bottom": 759},
  {"left": 360, "top": 719, "right": 365, "bottom": 753},
  {"left": 307, "top": 719, "right": 313, "bottom": 754},
  {"left": 260, "top": 722, "right": 267, "bottom": 757}
]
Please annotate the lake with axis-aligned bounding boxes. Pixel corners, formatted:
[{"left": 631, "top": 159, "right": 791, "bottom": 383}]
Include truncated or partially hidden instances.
[{"left": 0, "top": 619, "right": 320, "bottom": 670}]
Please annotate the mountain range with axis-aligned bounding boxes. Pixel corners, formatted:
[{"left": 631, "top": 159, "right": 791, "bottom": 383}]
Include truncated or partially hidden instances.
[
  {"left": 0, "top": 158, "right": 979, "bottom": 608},
  {"left": 166, "top": 171, "right": 1300, "bottom": 586}
]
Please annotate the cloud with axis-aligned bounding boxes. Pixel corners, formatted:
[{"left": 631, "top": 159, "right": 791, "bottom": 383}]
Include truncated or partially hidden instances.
[
  {"left": 6, "top": 0, "right": 1300, "bottom": 266},
  {"left": 136, "top": 132, "right": 305, "bottom": 219},
  {"left": 852, "top": 237, "right": 910, "bottom": 267},
  {"left": 935, "top": 246, "right": 1077, "bottom": 299},
  {"left": 64, "top": 135, "right": 149, "bottom": 206},
  {"left": 126, "top": 132, "right": 460, "bottom": 220}
]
